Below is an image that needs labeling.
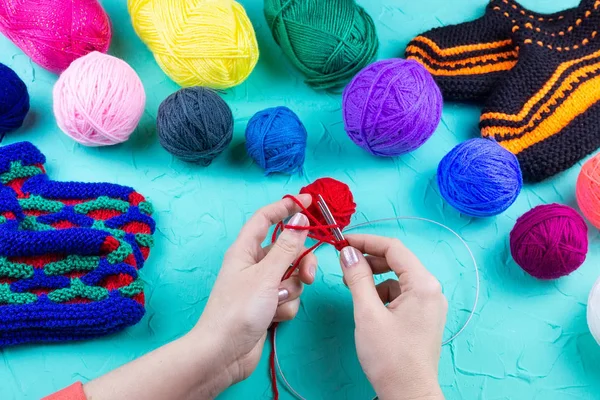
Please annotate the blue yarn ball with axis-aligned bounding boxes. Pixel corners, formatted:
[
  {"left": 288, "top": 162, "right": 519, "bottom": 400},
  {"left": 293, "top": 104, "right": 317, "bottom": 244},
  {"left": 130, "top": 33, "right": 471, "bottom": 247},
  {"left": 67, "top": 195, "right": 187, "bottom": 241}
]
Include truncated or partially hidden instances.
[
  {"left": 0, "top": 63, "right": 29, "bottom": 140},
  {"left": 437, "top": 138, "right": 523, "bottom": 217},
  {"left": 245, "top": 106, "right": 307, "bottom": 175}
]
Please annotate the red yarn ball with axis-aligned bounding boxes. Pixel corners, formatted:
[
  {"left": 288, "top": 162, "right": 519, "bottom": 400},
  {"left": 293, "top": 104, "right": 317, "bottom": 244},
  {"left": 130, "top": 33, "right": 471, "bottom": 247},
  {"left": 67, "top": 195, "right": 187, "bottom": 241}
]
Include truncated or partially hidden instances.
[
  {"left": 300, "top": 177, "right": 356, "bottom": 239},
  {"left": 510, "top": 204, "right": 588, "bottom": 280}
]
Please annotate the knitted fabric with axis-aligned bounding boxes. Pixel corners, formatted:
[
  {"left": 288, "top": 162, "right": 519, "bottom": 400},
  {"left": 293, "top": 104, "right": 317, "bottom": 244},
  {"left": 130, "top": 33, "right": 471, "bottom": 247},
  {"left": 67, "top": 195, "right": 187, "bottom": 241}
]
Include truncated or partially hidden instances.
[
  {"left": 0, "top": 142, "right": 155, "bottom": 346},
  {"left": 405, "top": 0, "right": 580, "bottom": 101},
  {"left": 481, "top": 0, "right": 600, "bottom": 182}
]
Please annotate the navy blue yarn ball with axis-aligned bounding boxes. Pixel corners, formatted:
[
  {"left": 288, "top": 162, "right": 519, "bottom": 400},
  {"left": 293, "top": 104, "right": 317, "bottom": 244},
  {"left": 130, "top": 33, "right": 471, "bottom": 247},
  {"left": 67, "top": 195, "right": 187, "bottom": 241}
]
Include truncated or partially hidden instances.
[
  {"left": 437, "top": 138, "right": 523, "bottom": 218},
  {"left": 245, "top": 106, "right": 307, "bottom": 175},
  {"left": 0, "top": 63, "right": 30, "bottom": 140}
]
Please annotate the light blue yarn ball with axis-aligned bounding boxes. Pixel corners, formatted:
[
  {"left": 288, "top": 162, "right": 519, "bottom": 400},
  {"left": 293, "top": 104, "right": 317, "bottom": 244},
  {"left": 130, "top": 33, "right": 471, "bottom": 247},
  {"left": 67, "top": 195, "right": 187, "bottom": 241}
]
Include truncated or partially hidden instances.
[
  {"left": 437, "top": 138, "right": 523, "bottom": 218},
  {"left": 245, "top": 106, "right": 307, "bottom": 175}
]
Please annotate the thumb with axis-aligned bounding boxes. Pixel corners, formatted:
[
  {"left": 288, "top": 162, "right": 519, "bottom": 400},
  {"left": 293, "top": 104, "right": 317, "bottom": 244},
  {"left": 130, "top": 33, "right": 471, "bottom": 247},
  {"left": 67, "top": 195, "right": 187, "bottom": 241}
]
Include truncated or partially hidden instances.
[
  {"left": 260, "top": 212, "right": 310, "bottom": 279},
  {"left": 339, "top": 246, "right": 381, "bottom": 312}
]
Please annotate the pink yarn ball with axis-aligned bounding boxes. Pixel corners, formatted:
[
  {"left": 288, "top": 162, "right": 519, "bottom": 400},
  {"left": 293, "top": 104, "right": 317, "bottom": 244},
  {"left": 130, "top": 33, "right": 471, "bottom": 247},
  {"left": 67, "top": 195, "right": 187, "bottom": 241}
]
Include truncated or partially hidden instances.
[
  {"left": 576, "top": 153, "right": 600, "bottom": 229},
  {"left": 510, "top": 204, "right": 588, "bottom": 280},
  {"left": 0, "top": 0, "right": 111, "bottom": 73},
  {"left": 53, "top": 52, "right": 145, "bottom": 146}
]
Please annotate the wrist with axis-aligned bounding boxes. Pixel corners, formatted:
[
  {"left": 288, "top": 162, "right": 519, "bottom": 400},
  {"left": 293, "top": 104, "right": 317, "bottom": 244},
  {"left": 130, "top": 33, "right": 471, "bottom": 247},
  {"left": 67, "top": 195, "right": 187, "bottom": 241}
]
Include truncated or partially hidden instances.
[{"left": 374, "top": 373, "right": 443, "bottom": 400}]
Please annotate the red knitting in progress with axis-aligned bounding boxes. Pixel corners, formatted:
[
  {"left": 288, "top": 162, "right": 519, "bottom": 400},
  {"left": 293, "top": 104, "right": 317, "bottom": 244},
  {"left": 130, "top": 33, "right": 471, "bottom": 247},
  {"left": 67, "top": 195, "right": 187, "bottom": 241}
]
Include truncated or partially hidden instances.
[{"left": 269, "top": 177, "right": 357, "bottom": 399}]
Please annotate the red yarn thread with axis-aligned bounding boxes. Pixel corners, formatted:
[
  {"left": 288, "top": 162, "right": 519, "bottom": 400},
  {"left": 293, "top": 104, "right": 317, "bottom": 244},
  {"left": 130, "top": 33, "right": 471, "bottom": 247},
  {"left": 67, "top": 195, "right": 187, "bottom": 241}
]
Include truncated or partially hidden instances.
[{"left": 269, "top": 178, "right": 356, "bottom": 399}]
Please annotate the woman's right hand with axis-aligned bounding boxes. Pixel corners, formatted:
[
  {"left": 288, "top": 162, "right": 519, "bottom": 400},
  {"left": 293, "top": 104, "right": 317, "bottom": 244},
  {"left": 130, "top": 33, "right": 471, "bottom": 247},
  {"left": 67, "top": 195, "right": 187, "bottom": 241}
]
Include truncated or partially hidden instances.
[{"left": 339, "top": 234, "right": 447, "bottom": 400}]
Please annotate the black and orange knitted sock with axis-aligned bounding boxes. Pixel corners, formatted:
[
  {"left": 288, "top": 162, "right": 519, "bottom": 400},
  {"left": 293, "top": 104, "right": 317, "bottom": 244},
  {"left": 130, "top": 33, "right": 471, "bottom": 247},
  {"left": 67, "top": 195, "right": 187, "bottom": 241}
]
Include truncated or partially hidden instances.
[
  {"left": 406, "top": 0, "right": 579, "bottom": 101},
  {"left": 481, "top": 1, "right": 600, "bottom": 182}
]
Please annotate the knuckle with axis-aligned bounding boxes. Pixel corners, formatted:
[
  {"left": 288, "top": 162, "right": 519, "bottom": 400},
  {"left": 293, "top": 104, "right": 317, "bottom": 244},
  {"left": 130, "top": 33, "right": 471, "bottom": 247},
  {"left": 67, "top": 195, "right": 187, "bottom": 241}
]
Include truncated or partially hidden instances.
[
  {"left": 274, "top": 235, "right": 299, "bottom": 256},
  {"left": 346, "top": 271, "right": 373, "bottom": 288},
  {"left": 389, "top": 237, "right": 403, "bottom": 248}
]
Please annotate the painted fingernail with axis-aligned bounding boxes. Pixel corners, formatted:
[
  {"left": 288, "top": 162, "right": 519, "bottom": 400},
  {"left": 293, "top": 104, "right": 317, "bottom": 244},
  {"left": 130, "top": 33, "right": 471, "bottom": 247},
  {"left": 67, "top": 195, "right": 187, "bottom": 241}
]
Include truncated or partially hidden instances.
[
  {"left": 288, "top": 212, "right": 308, "bottom": 227},
  {"left": 278, "top": 288, "right": 289, "bottom": 303},
  {"left": 309, "top": 264, "right": 316, "bottom": 279},
  {"left": 341, "top": 247, "right": 360, "bottom": 268}
]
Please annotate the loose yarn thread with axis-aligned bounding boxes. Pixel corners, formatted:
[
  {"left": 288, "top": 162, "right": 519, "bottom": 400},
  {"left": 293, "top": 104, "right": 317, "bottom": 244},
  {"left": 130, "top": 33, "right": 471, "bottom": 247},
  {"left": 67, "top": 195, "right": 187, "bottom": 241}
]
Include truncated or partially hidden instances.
[
  {"left": 53, "top": 52, "right": 146, "bottom": 146},
  {"left": 342, "top": 59, "right": 442, "bottom": 157},
  {"left": 246, "top": 107, "right": 307, "bottom": 175},
  {"left": 0, "top": 0, "right": 111, "bottom": 73},
  {"left": 437, "top": 138, "right": 523, "bottom": 217},
  {"left": 576, "top": 153, "right": 600, "bottom": 229},
  {"left": 510, "top": 204, "right": 588, "bottom": 280},
  {"left": 157, "top": 87, "right": 233, "bottom": 166},
  {"left": 128, "top": 0, "right": 259, "bottom": 89},
  {"left": 264, "top": 0, "right": 379, "bottom": 90},
  {"left": 0, "top": 63, "right": 29, "bottom": 140}
]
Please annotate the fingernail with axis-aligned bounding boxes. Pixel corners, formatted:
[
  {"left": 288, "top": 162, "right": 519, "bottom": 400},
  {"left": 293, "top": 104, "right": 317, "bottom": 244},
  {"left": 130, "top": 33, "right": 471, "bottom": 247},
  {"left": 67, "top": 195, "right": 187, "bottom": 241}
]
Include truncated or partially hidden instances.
[
  {"left": 309, "top": 264, "right": 316, "bottom": 279},
  {"left": 278, "top": 288, "right": 289, "bottom": 303},
  {"left": 341, "top": 247, "right": 360, "bottom": 268},
  {"left": 288, "top": 213, "right": 308, "bottom": 227}
]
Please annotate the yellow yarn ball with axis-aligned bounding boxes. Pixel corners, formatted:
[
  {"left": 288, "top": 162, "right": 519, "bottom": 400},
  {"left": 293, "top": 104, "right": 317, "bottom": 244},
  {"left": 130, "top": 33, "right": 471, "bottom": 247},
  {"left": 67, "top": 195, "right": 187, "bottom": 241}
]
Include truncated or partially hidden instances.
[{"left": 128, "top": 0, "right": 259, "bottom": 89}]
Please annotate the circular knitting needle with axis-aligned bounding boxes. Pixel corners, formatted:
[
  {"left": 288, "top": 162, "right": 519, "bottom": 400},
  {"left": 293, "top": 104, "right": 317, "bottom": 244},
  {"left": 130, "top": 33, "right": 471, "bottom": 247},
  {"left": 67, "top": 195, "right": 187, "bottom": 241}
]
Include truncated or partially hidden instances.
[{"left": 316, "top": 194, "right": 345, "bottom": 242}]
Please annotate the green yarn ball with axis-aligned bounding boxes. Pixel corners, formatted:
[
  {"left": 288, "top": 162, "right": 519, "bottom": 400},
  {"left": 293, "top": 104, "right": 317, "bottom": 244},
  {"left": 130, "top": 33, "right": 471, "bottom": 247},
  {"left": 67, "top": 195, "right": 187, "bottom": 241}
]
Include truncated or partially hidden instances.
[{"left": 264, "top": 0, "right": 379, "bottom": 90}]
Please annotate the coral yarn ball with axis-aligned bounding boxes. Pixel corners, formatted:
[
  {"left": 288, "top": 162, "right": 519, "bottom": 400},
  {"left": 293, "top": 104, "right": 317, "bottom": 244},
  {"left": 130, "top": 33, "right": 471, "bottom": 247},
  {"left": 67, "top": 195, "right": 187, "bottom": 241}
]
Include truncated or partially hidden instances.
[
  {"left": 53, "top": 52, "right": 146, "bottom": 146},
  {"left": 342, "top": 59, "right": 442, "bottom": 157},
  {"left": 510, "top": 204, "right": 588, "bottom": 280},
  {"left": 437, "top": 138, "right": 523, "bottom": 217},
  {"left": 0, "top": 63, "right": 29, "bottom": 139},
  {"left": 300, "top": 178, "right": 356, "bottom": 239},
  {"left": 245, "top": 106, "right": 307, "bottom": 175},
  {"left": 128, "top": 0, "right": 259, "bottom": 90},
  {"left": 576, "top": 153, "right": 600, "bottom": 228},
  {"left": 0, "top": 0, "right": 111, "bottom": 73}
]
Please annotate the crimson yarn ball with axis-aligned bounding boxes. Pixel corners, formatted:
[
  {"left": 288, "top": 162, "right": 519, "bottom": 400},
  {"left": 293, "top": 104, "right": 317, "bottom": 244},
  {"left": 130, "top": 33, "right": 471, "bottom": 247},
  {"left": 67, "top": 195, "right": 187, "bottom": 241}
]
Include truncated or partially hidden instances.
[
  {"left": 300, "top": 178, "right": 356, "bottom": 240},
  {"left": 510, "top": 204, "right": 588, "bottom": 280}
]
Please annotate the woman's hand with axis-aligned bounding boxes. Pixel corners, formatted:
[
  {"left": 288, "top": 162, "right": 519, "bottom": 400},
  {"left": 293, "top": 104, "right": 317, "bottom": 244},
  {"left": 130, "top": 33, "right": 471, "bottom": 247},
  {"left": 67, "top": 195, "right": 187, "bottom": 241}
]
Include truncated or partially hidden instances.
[
  {"left": 339, "top": 234, "right": 447, "bottom": 400},
  {"left": 190, "top": 194, "right": 316, "bottom": 388}
]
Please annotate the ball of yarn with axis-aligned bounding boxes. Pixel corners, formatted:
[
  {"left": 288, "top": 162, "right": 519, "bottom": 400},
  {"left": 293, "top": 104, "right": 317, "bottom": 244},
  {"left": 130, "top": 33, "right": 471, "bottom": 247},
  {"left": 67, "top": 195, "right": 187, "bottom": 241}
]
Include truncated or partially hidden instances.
[
  {"left": 300, "top": 178, "right": 356, "bottom": 240},
  {"left": 437, "top": 138, "right": 523, "bottom": 217},
  {"left": 343, "top": 59, "right": 442, "bottom": 157},
  {"left": 510, "top": 204, "right": 588, "bottom": 280},
  {"left": 577, "top": 153, "right": 600, "bottom": 229},
  {"left": 264, "top": 0, "right": 378, "bottom": 90},
  {"left": 128, "top": 0, "right": 258, "bottom": 90},
  {"left": 0, "top": 0, "right": 111, "bottom": 73},
  {"left": 53, "top": 52, "right": 146, "bottom": 146},
  {"left": 245, "top": 107, "right": 307, "bottom": 175},
  {"left": 157, "top": 87, "right": 233, "bottom": 165},
  {"left": 587, "top": 275, "right": 600, "bottom": 345},
  {"left": 0, "top": 63, "right": 29, "bottom": 140}
]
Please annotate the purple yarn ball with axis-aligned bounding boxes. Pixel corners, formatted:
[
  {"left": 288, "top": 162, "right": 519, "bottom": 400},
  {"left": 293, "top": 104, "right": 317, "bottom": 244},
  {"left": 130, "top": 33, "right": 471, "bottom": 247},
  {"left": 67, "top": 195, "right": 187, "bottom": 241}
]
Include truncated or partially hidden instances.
[{"left": 342, "top": 59, "right": 442, "bottom": 157}]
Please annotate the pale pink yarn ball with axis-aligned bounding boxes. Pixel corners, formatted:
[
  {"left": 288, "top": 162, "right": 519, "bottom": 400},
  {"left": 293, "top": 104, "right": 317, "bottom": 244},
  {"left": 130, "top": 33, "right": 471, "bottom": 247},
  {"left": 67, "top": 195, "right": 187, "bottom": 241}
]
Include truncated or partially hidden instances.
[
  {"left": 53, "top": 52, "right": 146, "bottom": 146},
  {"left": 0, "top": 0, "right": 111, "bottom": 73}
]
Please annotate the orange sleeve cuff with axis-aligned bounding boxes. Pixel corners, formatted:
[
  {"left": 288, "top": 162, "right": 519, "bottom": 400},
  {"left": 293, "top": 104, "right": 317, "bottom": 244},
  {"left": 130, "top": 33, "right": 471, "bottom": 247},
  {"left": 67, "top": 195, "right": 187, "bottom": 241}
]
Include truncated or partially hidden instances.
[{"left": 42, "top": 382, "right": 87, "bottom": 400}]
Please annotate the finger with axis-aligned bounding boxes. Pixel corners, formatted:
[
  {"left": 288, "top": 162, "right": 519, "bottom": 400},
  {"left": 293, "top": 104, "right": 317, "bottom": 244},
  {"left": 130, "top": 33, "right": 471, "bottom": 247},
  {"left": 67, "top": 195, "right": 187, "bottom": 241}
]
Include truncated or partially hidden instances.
[
  {"left": 376, "top": 279, "right": 401, "bottom": 304},
  {"left": 346, "top": 234, "right": 428, "bottom": 278},
  {"left": 274, "top": 298, "right": 300, "bottom": 322},
  {"left": 339, "top": 246, "right": 383, "bottom": 313},
  {"left": 297, "top": 250, "right": 317, "bottom": 284},
  {"left": 235, "top": 194, "right": 312, "bottom": 254},
  {"left": 365, "top": 255, "right": 391, "bottom": 275},
  {"left": 259, "top": 212, "right": 310, "bottom": 279},
  {"left": 278, "top": 276, "right": 303, "bottom": 304}
]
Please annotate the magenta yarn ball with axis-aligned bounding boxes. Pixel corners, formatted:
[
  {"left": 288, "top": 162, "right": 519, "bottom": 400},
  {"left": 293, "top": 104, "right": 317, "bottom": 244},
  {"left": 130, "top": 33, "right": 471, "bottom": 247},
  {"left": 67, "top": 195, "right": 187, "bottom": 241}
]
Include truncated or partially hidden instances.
[
  {"left": 510, "top": 204, "right": 588, "bottom": 280},
  {"left": 342, "top": 58, "right": 442, "bottom": 157}
]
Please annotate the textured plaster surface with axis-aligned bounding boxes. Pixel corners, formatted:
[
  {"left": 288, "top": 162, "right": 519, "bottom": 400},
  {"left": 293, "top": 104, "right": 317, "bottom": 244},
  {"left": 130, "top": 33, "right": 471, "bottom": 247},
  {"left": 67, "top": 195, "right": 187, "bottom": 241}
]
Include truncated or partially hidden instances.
[{"left": 1, "top": 0, "right": 599, "bottom": 399}]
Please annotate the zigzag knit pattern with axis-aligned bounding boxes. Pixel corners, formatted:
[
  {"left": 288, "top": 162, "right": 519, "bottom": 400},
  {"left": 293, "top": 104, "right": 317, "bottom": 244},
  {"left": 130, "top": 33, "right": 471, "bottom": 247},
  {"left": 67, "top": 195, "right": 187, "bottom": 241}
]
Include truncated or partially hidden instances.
[
  {"left": 405, "top": 0, "right": 582, "bottom": 101},
  {"left": 481, "top": 0, "right": 600, "bottom": 181},
  {"left": 0, "top": 142, "right": 155, "bottom": 346}
]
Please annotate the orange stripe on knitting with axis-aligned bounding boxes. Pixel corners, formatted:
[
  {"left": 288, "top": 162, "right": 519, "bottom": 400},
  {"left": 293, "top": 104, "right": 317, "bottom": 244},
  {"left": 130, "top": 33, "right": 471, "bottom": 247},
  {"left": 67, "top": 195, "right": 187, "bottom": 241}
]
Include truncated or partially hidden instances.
[
  {"left": 409, "top": 56, "right": 517, "bottom": 76},
  {"left": 484, "top": 75, "right": 600, "bottom": 154},
  {"left": 481, "top": 48, "right": 600, "bottom": 122},
  {"left": 411, "top": 36, "right": 513, "bottom": 57},
  {"left": 405, "top": 46, "right": 518, "bottom": 68}
]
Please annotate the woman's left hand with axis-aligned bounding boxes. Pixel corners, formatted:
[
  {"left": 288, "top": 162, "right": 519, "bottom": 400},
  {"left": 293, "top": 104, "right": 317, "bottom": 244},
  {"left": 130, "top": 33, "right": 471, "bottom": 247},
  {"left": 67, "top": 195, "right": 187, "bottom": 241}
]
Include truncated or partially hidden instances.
[{"left": 191, "top": 194, "right": 316, "bottom": 386}]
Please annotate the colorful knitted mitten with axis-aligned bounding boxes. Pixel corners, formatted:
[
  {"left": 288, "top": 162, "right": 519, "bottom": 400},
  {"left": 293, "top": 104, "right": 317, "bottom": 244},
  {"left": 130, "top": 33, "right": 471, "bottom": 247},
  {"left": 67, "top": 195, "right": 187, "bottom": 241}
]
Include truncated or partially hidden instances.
[
  {"left": 480, "top": 1, "right": 600, "bottom": 182},
  {"left": 405, "top": 0, "right": 580, "bottom": 101},
  {"left": 0, "top": 187, "right": 145, "bottom": 347},
  {"left": 0, "top": 142, "right": 155, "bottom": 269}
]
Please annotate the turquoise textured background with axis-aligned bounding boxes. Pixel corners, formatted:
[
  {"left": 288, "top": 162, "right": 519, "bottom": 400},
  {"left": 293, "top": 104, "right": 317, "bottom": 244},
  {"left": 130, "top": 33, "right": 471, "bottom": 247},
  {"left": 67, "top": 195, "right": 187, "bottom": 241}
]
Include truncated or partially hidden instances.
[{"left": 1, "top": 0, "right": 600, "bottom": 398}]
